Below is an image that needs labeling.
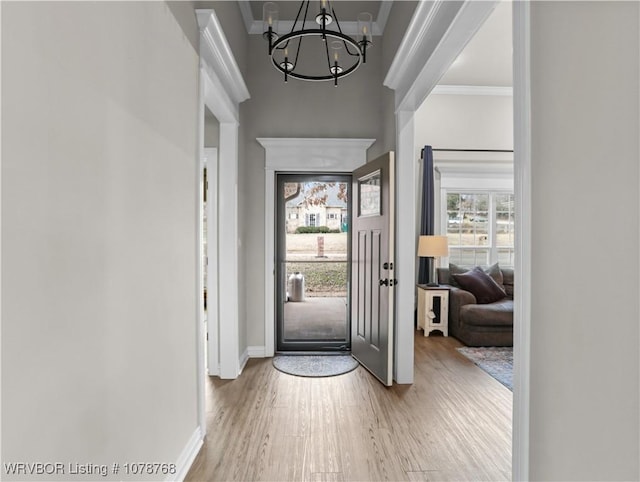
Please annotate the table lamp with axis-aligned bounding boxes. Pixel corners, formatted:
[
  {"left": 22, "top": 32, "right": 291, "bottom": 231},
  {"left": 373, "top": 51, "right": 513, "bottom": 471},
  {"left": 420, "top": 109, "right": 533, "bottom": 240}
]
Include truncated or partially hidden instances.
[{"left": 418, "top": 235, "right": 449, "bottom": 286}]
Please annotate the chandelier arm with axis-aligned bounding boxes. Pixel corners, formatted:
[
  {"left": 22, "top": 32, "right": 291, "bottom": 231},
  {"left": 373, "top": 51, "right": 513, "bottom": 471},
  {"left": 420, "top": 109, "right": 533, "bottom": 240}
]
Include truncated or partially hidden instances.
[
  {"left": 293, "top": 35, "right": 303, "bottom": 70},
  {"left": 325, "top": 37, "right": 332, "bottom": 71},
  {"left": 342, "top": 39, "right": 360, "bottom": 57},
  {"left": 292, "top": 0, "right": 306, "bottom": 32},
  {"left": 329, "top": 6, "right": 360, "bottom": 57}
]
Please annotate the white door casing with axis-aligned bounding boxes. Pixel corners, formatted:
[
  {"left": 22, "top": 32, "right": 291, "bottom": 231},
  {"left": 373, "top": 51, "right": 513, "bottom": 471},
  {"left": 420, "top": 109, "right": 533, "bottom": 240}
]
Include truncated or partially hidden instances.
[
  {"left": 383, "top": 0, "right": 530, "bottom": 478},
  {"left": 258, "top": 138, "right": 375, "bottom": 357},
  {"left": 196, "top": 8, "right": 249, "bottom": 442}
]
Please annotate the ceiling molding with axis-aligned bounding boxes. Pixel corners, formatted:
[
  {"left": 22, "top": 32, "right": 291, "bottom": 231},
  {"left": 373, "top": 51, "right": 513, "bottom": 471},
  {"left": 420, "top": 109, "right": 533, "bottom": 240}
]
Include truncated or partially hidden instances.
[
  {"left": 258, "top": 137, "right": 376, "bottom": 170},
  {"left": 240, "top": 2, "right": 386, "bottom": 36},
  {"left": 383, "top": 1, "right": 449, "bottom": 93},
  {"left": 376, "top": 1, "right": 393, "bottom": 33},
  {"left": 384, "top": 0, "right": 500, "bottom": 112},
  {"left": 431, "top": 85, "right": 513, "bottom": 96},
  {"left": 196, "top": 10, "right": 250, "bottom": 109},
  {"left": 248, "top": 19, "right": 384, "bottom": 36},
  {"left": 237, "top": 1, "right": 255, "bottom": 33}
]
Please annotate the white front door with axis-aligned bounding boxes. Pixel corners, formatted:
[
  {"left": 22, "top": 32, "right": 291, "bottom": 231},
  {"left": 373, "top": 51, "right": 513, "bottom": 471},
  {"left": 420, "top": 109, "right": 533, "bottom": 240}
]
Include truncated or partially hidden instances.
[{"left": 350, "top": 152, "right": 395, "bottom": 386}]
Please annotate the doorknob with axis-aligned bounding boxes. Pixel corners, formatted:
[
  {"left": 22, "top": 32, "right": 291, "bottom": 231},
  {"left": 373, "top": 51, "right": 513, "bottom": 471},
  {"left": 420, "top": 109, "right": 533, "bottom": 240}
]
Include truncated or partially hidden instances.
[{"left": 379, "top": 279, "right": 389, "bottom": 286}]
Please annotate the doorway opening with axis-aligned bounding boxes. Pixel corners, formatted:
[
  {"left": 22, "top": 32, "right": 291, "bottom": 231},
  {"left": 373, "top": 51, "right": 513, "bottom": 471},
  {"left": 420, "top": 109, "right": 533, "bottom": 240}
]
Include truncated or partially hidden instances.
[{"left": 275, "top": 174, "right": 351, "bottom": 352}]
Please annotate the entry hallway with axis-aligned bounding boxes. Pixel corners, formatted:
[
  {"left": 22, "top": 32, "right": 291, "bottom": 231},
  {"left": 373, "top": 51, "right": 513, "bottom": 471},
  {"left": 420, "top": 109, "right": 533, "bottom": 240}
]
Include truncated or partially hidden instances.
[{"left": 186, "top": 335, "right": 512, "bottom": 481}]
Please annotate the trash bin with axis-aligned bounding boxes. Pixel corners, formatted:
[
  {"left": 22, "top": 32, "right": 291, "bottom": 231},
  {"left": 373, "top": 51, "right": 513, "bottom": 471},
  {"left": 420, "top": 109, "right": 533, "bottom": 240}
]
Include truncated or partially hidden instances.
[{"left": 288, "top": 272, "right": 305, "bottom": 302}]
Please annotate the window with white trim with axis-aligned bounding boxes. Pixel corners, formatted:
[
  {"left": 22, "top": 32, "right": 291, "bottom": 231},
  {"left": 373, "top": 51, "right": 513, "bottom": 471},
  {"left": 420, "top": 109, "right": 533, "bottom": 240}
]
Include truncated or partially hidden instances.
[{"left": 445, "top": 191, "right": 514, "bottom": 267}]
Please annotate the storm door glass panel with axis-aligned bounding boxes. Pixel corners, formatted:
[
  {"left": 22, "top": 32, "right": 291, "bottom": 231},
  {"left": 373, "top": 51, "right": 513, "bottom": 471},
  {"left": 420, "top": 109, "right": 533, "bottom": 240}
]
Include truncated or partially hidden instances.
[{"left": 276, "top": 175, "right": 351, "bottom": 352}]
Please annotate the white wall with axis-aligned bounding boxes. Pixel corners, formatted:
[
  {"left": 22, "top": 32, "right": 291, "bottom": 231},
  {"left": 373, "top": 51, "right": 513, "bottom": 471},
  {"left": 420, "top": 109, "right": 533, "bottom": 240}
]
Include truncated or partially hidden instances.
[
  {"left": 415, "top": 93, "right": 513, "bottom": 152},
  {"left": 2, "top": 2, "right": 200, "bottom": 479},
  {"left": 529, "top": 2, "right": 639, "bottom": 479}
]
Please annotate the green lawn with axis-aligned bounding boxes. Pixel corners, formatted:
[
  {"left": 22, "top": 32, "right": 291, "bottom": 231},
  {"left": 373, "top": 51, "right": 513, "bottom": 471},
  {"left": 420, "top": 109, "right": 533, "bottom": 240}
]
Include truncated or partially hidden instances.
[{"left": 287, "top": 261, "right": 348, "bottom": 296}]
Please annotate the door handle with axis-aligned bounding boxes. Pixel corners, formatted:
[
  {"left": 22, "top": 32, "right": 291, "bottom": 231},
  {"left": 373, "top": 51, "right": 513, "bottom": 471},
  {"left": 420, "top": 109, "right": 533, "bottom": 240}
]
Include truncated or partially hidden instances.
[
  {"left": 383, "top": 262, "right": 393, "bottom": 270},
  {"left": 379, "top": 278, "right": 398, "bottom": 286}
]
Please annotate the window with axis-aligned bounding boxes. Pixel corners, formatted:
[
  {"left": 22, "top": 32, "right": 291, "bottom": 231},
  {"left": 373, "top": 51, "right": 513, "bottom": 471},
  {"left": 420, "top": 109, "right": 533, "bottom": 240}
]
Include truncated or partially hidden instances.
[
  {"left": 289, "top": 212, "right": 298, "bottom": 220},
  {"left": 307, "top": 213, "right": 317, "bottom": 227},
  {"left": 445, "top": 191, "right": 514, "bottom": 267},
  {"left": 327, "top": 213, "right": 337, "bottom": 220}
]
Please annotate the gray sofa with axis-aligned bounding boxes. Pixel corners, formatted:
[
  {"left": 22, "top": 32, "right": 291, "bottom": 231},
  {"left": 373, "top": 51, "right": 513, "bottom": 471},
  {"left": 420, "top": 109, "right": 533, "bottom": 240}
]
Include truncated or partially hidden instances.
[{"left": 437, "top": 267, "right": 514, "bottom": 347}]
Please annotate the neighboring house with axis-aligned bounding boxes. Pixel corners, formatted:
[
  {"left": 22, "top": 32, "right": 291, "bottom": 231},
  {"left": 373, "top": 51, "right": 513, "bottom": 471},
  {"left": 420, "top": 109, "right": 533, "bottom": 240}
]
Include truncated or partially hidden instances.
[{"left": 286, "top": 184, "right": 348, "bottom": 233}]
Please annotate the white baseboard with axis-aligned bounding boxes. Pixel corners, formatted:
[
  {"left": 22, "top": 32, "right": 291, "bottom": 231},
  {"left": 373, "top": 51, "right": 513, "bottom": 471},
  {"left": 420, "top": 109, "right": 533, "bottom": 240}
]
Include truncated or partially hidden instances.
[
  {"left": 239, "top": 346, "right": 266, "bottom": 375},
  {"left": 248, "top": 345, "right": 266, "bottom": 358},
  {"left": 169, "top": 426, "right": 203, "bottom": 482},
  {"left": 239, "top": 347, "right": 250, "bottom": 373}
]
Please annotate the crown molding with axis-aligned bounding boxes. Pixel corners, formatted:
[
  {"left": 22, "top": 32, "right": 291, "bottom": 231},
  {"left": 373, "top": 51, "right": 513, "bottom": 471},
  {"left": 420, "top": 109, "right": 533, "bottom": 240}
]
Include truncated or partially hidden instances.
[
  {"left": 240, "top": 1, "right": 387, "bottom": 36},
  {"left": 237, "top": 0, "right": 255, "bottom": 33},
  {"left": 257, "top": 137, "right": 375, "bottom": 170},
  {"left": 196, "top": 10, "right": 250, "bottom": 107},
  {"left": 431, "top": 85, "right": 513, "bottom": 96},
  {"left": 384, "top": 1, "right": 445, "bottom": 91},
  {"left": 248, "top": 19, "right": 383, "bottom": 36},
  {"left": 376, "top": 1, "right": 393, "bottom": 33},
  {"left": 384, "top": 0, "right": 499, "bottom": 112}
]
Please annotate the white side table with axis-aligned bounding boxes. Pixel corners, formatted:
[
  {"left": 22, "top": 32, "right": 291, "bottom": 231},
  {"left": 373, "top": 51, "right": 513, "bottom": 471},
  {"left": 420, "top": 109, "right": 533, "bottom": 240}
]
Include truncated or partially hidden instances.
[{"left": 417, "top": 285, "right": 450, "bottom": 337}]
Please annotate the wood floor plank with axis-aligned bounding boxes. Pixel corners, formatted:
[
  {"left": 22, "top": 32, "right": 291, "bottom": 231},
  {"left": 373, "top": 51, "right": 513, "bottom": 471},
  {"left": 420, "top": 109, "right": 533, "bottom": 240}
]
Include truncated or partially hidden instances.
[{"left": 185, "top": 334, "right": 512, "bottom": 481}]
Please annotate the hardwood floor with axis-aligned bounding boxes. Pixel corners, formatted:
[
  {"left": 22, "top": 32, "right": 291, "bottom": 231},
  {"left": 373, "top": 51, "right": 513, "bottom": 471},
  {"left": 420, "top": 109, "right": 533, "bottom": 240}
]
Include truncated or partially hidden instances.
[{"left": 186, "top": 333, "right": 512, "bottom": 481}]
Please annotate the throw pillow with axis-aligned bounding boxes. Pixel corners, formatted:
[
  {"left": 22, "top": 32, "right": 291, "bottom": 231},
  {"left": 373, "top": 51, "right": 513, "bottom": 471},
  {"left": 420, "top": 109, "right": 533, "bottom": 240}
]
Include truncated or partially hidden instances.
[
  {"left": 485, "top": 262, "right": 504, "bottom": 288},
  {"left": 447, "top": 263, "right": 467, "bottom": 288},
  {"left": 448, "top": 263, "right": 504, "bottom": 289},
  {"left": 452, "top": 266, "right": 507, "bottom": 304}
]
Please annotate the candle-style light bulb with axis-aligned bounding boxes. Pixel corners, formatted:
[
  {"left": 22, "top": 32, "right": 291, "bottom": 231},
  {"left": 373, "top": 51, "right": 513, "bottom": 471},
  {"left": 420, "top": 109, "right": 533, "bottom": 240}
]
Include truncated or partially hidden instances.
[{"left": 357, "top": 12, "right": 373, "bottom": 64}]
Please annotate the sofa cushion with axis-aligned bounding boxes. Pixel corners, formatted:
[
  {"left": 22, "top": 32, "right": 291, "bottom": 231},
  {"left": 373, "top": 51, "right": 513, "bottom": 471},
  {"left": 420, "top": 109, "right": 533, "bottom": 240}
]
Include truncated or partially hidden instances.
[
  {"left": 448, "top": 263, "right": 504, "bottom": 289},
  {"left": 460, "top": 299, "right": 514, "bottom": 327},
  {"left": 453, "top": 266, "right": 507, "bottom": 304}
]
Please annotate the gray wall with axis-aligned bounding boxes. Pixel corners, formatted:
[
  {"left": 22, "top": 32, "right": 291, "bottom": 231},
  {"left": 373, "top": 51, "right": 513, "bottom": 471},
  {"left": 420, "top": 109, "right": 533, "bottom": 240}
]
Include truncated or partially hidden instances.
[
  {"left": 529, "top": 2, "right": 639, "bottom": 479},
  {"left": 241, "top": 33, "right": 388, "bottom": 347},
  {"left": 166, "top": 0, "right": 415, "bottom": 355},
  {"left": 2, "top": 2, "right": 200, "bottom": 478},
  {"left": 204, "top": 106, "right": 220, "bottom": 147}
]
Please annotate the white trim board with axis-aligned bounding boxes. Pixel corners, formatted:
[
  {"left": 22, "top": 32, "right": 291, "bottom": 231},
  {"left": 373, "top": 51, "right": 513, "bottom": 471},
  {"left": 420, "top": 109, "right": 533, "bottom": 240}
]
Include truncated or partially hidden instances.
[
  {"left": 384, "top": 1, "right": 499, "bottom": 112},
  {"left": 512, "top": 2, "right": 531, "bottom": 479},
  {"left": 196, "top": 10, "right": 249, "bottom": 111},
  {"left": 431, "top": 85, "right": 513, "bottom": 96},
  {"left": 169, "top": 427, "right": 203, "bottom": 482},
  {"left": 195, "top": 12, "right": 249, "bottom": 465},
  {"left": 257, "top": 137, "right": 375, "bottom": 357}
]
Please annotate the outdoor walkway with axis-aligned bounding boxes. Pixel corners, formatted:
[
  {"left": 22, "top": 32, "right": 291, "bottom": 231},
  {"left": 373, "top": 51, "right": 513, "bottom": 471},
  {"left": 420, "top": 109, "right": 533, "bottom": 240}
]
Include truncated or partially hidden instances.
[{"left": 283, "top": 296, "right": 347, "bottom": 340}]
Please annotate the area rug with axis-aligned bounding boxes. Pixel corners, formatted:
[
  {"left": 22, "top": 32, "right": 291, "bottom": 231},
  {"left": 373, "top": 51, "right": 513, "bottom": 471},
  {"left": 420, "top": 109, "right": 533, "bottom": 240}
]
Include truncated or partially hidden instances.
[
  {"left": 272, "top": 355, "right": 359, "bottom": 378},
  {"left": 456, "top": 347, "right": 513, "bottom": 391}
]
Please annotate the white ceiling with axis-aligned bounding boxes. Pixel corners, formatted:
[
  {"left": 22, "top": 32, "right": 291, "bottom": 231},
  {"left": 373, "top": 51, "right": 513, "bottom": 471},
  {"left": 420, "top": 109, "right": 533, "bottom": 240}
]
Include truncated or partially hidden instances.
[{"left": 438, "top": 1, "right": 512, "bottom": 87}]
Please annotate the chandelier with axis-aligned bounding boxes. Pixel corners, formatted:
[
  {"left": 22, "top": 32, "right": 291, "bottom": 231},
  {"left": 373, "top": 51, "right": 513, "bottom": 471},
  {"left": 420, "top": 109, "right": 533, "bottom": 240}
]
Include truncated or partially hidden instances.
[{"left": 263, "top": 1, "right": 373, "bottom": 86}]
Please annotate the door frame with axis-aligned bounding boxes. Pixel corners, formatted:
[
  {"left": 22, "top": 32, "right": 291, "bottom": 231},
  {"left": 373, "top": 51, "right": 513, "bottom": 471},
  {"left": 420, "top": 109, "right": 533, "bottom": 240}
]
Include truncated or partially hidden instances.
[
  {"left": 383, "top": 0, "right": 530, "bottom": 478},
  {"left": 258, "top": 138, "right": 375, "bottom": 357},
  {"left": 204, "top": 148, "right": 219, "bottom": 375},
  {"left": 275, "top": 173, "right": 352, "bottom": 352},
  {"left": 196, "top": 9, "right": 250, "bottom": 439}
]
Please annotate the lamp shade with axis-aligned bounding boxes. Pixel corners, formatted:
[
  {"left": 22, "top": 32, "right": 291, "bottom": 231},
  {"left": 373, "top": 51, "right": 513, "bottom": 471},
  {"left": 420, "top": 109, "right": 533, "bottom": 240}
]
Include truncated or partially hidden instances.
[{"left": 418, "top": 235, "right": 449, "bottom": 257}]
